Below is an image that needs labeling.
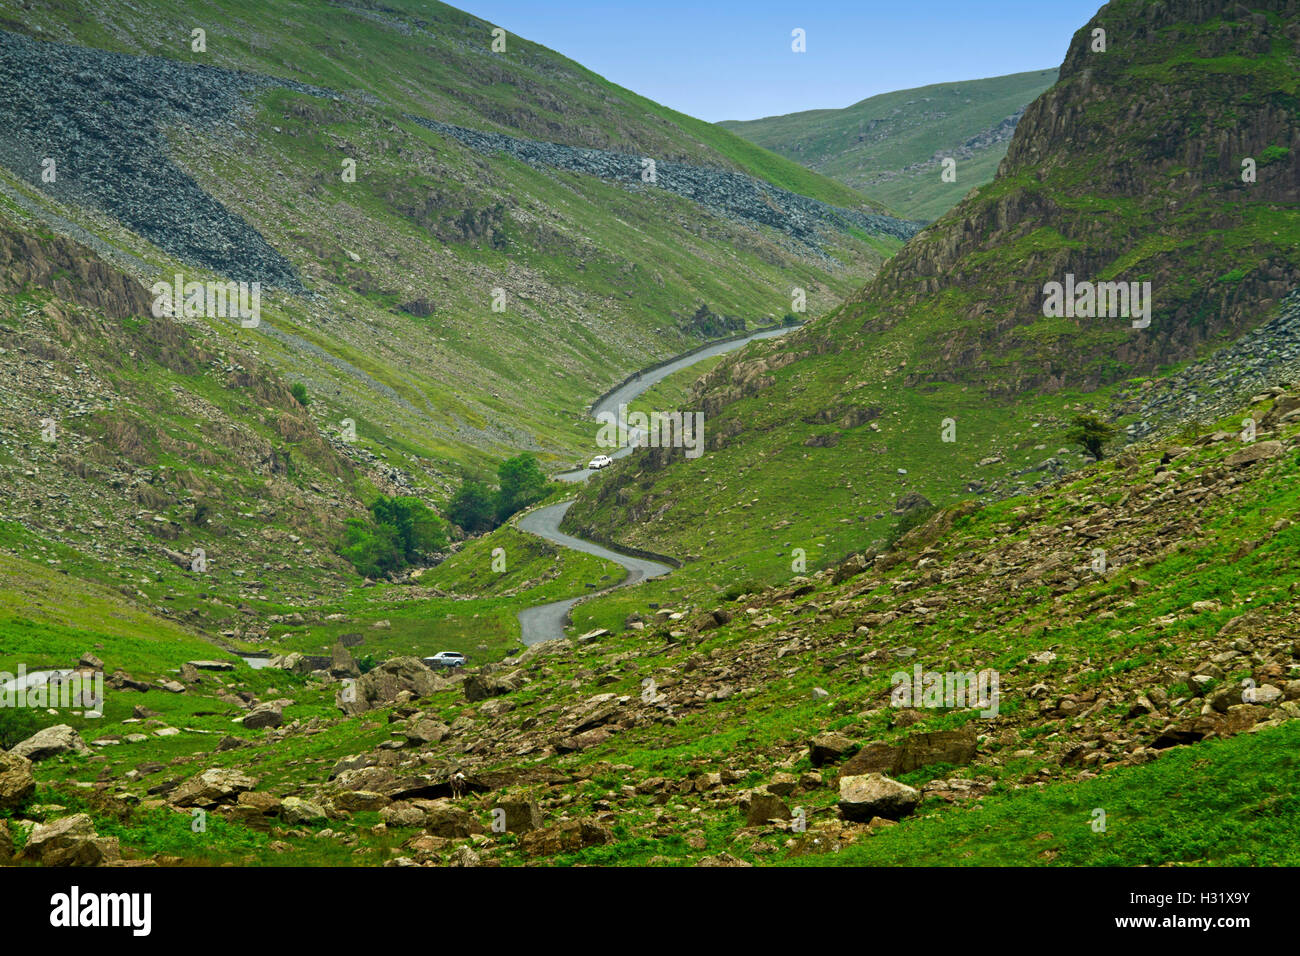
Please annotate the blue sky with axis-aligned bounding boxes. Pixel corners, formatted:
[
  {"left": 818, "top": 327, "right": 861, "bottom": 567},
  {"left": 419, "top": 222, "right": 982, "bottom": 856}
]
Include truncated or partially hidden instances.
[{"left": 459, "top": 0, "right": 1104, "bottom": 122}]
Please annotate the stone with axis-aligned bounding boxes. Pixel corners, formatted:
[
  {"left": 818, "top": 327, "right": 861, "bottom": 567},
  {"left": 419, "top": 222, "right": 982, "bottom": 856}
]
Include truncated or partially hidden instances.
[
  {"left": 519, "top": 818, "right": 611, "bottom": 858},
  {"left": 838, "top": 774, "right": 920, "bottom": 821},
  {"left": 235, "top": 791, "right": 282, "bottom": 815},
  {"left": 330, "top": 643, "right": 360, "bottom": 679},
  {"left": 808, "top": 732, "right": 856, "bottom": 766},
  {"left": 330, "top": 790, "right": 390, "bottom": 813},
  {"left": 493, "top": 795, "right": 543, "bottom": 833},
  {"left": 425, "top": 802, "right": 483, "bottom": 839},
  {"left": 741, "top": 790, "right": 791, "bottom": 827},
  {"left": 380, "top": 802, "right": 426, "bottom": 828},
  {"left": 23, "top": 813, "right": 121, "bottom": 867},
  {"left": 280, "top": 796, "right": 327, "bottom": 824},
  {"left": 1224, "top": 441, "right": 1283, "bottom": 468},
  {"left": 9, "top": 724, "right": 90, "bottom": 761},
  {"left": 170, "top": 768, "right": 258, "bottom": 808},
  {"left": 338, "top": 657, "right": 441, "bottom": 714},
  {"left": 404, "top": 718, "right": 450, "bottom": 745},
  {"left": 0, "top": 751, "right": 36, "bottom": 811},
  {"left": 464, "top": 669, "right": 525, "bottom": 703},
  {"left": 242, "top": 702, "right": 283, "bottom": 729}
]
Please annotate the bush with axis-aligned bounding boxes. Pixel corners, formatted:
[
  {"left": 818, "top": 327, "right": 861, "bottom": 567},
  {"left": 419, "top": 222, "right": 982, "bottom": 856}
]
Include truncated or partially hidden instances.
[
  {"left": 495, "top": 453, "right": 549, "bottom": 523},
  {"left": 1066, "top": 413, "right": 1117, "bottom": 459},
  {"left": 290, "top": 382, "right": 309, "bottom": 406},
  {"left": 0, "top": 708, "right": 43, "bottom": 751},
  {"left": 447, "top": 479, "right": 497, "bottom": 535},
  {"left": 340, "top": 495, "right": 449, "bottom": 578}
]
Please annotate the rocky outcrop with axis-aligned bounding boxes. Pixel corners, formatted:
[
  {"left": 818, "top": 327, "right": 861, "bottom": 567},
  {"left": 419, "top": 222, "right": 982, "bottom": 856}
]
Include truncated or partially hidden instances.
[
  {"left": 337, "top": 657, "right": 443, "bottom": 714},
  {"left": 412, "top": 118, "right": 923, "bottom": 249},
  {"left": 22, "top": 813, "right": 121, "bottom": 867}
]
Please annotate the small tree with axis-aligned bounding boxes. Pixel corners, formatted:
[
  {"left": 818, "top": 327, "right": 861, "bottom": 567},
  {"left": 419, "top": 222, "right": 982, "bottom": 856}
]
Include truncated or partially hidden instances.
[
  {"left": 447, "top": 479, "right": 497, "bottom": 535},
  {"left": 1067, "top": 413, "right": 1116, "bottom": 459},
  {"left": 290, "top": 382, "right": 309, "bottom": 406},
  {"left": 495, "top": 453, "right": 548, "bottom": 522}
]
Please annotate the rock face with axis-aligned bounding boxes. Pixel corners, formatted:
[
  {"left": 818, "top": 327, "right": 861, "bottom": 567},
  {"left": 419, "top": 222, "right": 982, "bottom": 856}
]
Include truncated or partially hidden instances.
[
  {"left": 838, "top": 774, "right": 921, "bottom": 821},
  {"left": 338, "top": 657, "right": 441, "bottom": 714},
  {"left": 170, "top": 768, "right": 258, "bottom": 808},
  {"left": 9, "top": 724, "right": 90, "bottom": 761},
  {"left": 0, "top": 751, "right": 36, "bottom": 810},
  {"left": 23, "top": 813, "right": 121, "bottom": 867}
]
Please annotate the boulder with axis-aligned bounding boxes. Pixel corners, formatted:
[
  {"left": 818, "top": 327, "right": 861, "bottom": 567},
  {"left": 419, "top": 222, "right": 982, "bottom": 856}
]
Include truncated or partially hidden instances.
[
  {"left": 831, "top": 553, "right": 867, "bottom": 584},
  {"left": 170, "top": 768, "right": 258, "bottom": 808},
  {"left": 838, "top": 774, "right": 920, "bottom": 821},
  {"left": 379, "top": 801, "right": 426, "bottom": 828},
  {"left": 9, "top": 724, "right": 90, "bottom": 761},
  {"left": 338, "top": 656, "right": 440, "bottom": 714},
  {"left": 242, "top": 702, "right": 283, "bottom": 730},
  {"left": 330, "top": 643, "right": 360, "bottom": 679},
  {"left": 493, "top": 795, "right": 543, "bottom": 834},
  {"left": 740, "top": 789, "right": 791, "bottom": 827},
  {"left": 0, "top": 819, "right": 11, "bottom": 864},
  {"left": 520, "top": 818, "right": 611, "bottom": 858},
  {"left": 808, "top": 731, "right": 856, "bottom": 766},
  {"left": 425, "top": 802, "right": 483, "bottom": 839},
  {"left": 463, "top": 669, "right": 526, "bottom": 703},
  {"left": 404, "top": 718, "right": 450, "bottom": 745},
  {"left": 23, "top": 814, "right": 121, "bottom": 867},
  {"left": 330, "top": 790, "right": 390, "bottom": 813},
  {"left": 280, "top": 796, "right": 328, "bottom": 824},
  {"left": 235, "top": 791, "right": 282, "bottom": 816},
  {"left": 0, "top": 751, "right": 36, "bottom": 811},
  {"left": 1224, "top": 440, "right": 1283, "bottom": 468},
  {"left": 841, "top": 729, "right": 978, "bottom": 776}
]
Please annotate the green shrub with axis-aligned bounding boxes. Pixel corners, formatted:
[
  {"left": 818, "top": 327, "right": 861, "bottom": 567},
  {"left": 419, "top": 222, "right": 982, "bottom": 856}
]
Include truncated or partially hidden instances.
[
  {"left": 339, "top": 496, "right": 449, "bottom": 578},
  {"left": 290, "top": 382, "right": 309, "bottom": 406},
  {"left": 0, "top": 707, "right": 44, "bottom": 751},
  {"left": 447, "top": 479, "right": 497, "bottom": 534}
]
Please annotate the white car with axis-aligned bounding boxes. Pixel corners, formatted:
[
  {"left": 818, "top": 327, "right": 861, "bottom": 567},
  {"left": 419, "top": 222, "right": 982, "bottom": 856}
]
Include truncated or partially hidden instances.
[
  {"left": 587, "top": 454, "right": 613, "bottom": 470},
  {"left": 422, "top": 651, "right": 466, "bottom": 670}
]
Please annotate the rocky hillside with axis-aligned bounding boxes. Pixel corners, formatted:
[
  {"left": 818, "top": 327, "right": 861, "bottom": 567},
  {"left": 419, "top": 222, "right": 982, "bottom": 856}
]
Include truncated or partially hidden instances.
[
  {"left": 721, "top": 70, "right": 1058, "bottom": 220},
  {"left": 6, "top": 382, "right": 1299, "bottom": 866},
  {"left": 563, "top": 0, "right": 1300, "bottom": 603},
  {"left": 0, "top": 0, "right": 915, "bottom": 660}
]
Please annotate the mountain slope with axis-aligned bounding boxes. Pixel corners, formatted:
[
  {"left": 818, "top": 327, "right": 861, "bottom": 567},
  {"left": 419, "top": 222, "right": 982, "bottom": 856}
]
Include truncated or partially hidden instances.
[
  {"left": 720, "top": 70, "right": 1059, "bottom": 220},
  {"left": 0, "top": 0, "right": 918, "bottom": 655},
  {"left": 565, "top": 0, "right": 1300, "bottom": 608}
]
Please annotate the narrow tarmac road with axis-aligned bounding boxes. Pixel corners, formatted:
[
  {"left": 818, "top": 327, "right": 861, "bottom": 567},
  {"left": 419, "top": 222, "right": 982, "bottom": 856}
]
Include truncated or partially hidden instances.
[{"left": 515, "top": 325, "right": 795, "bottom": 644}]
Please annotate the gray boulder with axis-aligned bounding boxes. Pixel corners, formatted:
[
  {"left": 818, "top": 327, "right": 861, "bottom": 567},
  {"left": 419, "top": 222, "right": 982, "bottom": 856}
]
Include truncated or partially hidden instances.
[{"left": 10, "top": 724, "right": 90, "bottom": 761}]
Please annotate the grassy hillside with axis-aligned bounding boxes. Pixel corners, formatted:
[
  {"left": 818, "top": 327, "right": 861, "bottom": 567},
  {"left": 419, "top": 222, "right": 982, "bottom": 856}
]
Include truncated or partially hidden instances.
[
  {"left": 721, "top": 70, "right": 1058, "bottom": 220},
  {"left": 10, "top": 384, "right": 1300, "bottom": 866},
  {"left": 0, "top": 0, "right": 910, "bottom": 669},
  {"left": 565, "top": 0, "right": 1300, "bottom": 611}
]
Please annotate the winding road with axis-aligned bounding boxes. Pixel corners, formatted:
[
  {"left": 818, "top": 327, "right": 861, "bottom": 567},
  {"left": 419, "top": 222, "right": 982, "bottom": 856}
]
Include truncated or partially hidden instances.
[{"left": 514, "top": 325, "right": 795, "bottom": 645}]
